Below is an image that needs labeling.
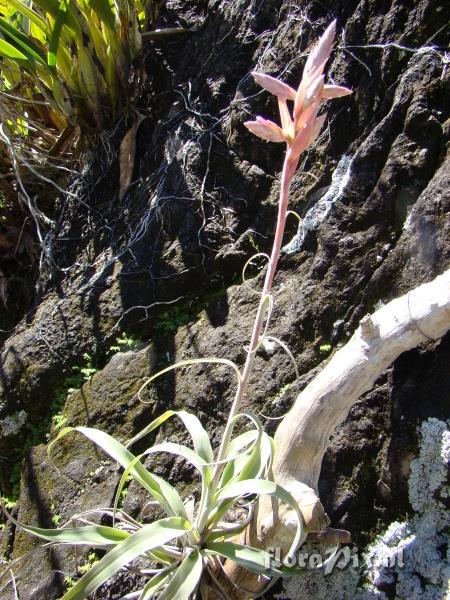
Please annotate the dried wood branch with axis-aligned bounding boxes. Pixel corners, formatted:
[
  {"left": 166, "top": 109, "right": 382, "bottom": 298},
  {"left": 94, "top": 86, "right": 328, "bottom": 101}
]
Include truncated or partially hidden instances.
[{"left": 214, "top": 268, "right": 450, "bottom": 599}]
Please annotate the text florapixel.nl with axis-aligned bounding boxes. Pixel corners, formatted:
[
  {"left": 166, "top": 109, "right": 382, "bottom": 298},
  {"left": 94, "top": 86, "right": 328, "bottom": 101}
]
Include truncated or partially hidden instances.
[{"left": 265, "top": 545, "right": 404, "bottom": 575}]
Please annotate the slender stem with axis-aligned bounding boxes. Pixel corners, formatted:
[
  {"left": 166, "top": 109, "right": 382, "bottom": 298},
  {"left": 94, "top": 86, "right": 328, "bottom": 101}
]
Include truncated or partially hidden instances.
[{"left": 211, "top": 150, "right": 295, "bottom": 488}]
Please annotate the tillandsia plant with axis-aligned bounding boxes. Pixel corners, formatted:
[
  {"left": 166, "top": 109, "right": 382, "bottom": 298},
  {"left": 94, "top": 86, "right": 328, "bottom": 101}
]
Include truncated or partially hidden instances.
[{"left": 1, "top": 21, "right": 351, "bottom": 600}]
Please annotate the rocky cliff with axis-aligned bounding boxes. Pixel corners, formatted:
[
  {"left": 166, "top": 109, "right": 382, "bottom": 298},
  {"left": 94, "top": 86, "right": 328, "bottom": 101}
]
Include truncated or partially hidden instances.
[{"left": 0, "top": 0, "right": 449, "bottom": 598}]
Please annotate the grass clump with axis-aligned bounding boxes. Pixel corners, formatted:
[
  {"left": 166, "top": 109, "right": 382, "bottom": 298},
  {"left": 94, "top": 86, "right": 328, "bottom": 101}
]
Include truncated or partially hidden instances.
[
  {"left": 0, "top": 1, "right": 166, "bottom": 308},
  {"left": 0, "top": 0, "right": 155, "bottom": 134}
]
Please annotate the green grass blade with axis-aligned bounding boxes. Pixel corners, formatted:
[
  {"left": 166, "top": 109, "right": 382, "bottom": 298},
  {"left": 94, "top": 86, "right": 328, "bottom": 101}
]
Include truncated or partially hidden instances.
[
  {"left": 62, "top": 517, "right": 191, "bottom": 600},
  {"left": 158, "top": 551, "right": 203, "bottom": 600},
  {"left": 48, "top": 0, "right": 68, "bottom": 68},
  {"left": 0, "top": 16, "right": 47, "bottom": 65},
  {"left": 0, "top": 38, "right": 28, "bottom": 60}
]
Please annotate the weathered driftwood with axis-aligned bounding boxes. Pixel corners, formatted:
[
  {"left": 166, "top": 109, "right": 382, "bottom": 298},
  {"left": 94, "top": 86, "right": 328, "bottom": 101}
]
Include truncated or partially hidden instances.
[{"left": 212, "top": 268, "right": 450, "bottom": 598}]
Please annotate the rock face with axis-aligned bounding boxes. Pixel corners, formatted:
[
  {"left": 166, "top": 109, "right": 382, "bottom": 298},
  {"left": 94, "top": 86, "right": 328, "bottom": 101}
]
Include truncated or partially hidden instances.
[
  {"left": 284, "top": 417, "right": 450, "bottom": 600},
  {"left": 0, "top": 0, "right": 449, "bottom": 598}
]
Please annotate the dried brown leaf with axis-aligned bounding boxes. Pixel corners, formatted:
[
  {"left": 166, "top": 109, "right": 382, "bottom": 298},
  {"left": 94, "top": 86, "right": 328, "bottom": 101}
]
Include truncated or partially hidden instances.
[
  {"left": 119, "top": 115, "right": 145, "bottom": 201},
  {"left": 0, "top": 268, "right": 7, "bottom": 308}
]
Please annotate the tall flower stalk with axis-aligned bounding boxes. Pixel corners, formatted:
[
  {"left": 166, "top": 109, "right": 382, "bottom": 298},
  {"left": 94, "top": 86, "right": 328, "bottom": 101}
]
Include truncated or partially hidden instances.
[{"left": 212, "top": 20, "right": 351, "bottom": 486}]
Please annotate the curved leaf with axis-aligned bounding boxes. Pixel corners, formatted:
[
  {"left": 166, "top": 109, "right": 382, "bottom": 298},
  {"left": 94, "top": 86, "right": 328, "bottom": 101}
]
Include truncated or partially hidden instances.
[
  {"left": 204, "top": 541, "right": 286, "bottom": 577},
  {"left": 139, "top": 572, "right": 171, "bottom": 599},
  {"left": 48, "top": 427, "right": 187, "bottom": 518},
  {"left": 2, "top": 505, "right": 128, "bottom": 546},
  {"left": 219, "top": 412, "right": 271, "bottom": 487},
  {"left": 205, "top": 520, "right": 249, "bottom": 542},
  {"left": 158, "top": 551, "right": 203, "bottom": 600},
  {"left": 215, "top": 479, "right": 304, "bottom": 561},
  {"left": 137, "top": 358, "right": 241, "bottom": 405},
  {"left": 62, "top": 517, "right": 191, "bottom": 600},
  {"left": 224, "top": 430, "right": 259, "bottom": 459},
  {"left": 0, "top": 38, "right": 28, "bottom": 59},
  {"left": 218, "top": 430, "right": 258, "bottom": 489},
  {"left": 0, "top": 16, "right": 47, "bottom": 65},
  {"left": 113, "top": 441, "right": 210, "bottom": 531},
  {"left": 203, "top": 541, "right": 313, "bottom": 578},
  {"left": 127, "top": 409, "right": 213, "bottom": 465},
  {"left": 211, "top": 424, "right": 273, "bottom": 528}
]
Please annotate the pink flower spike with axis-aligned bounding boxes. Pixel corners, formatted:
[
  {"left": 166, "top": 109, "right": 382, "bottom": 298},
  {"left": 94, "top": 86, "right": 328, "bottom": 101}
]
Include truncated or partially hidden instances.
[
  {"left": 322, "top": 84, "right": 352, "bottom": 99},
  {"left": 304, "top": 75, "right": 325, "bottom": 109},
  {"left": 288, "top": 112, "right": 317, "bottom": 164},
  {"left": 309, "top": 113, "right": 327, "bottom": 145},
  {"left": 244, "top": 118, "right": 287, "bottom": 143},
  {"left": 277, "top": 98, "right": 293, "bottom": 135},
  {"left": 293, "top": 61, "right": 326, "bottom": 125},
  {"left": 252, "top": 72, "right": 297, "bottom": 100},
  {"left": 304, "top": 20, "right": 336, "bottom": 77},
  {"left": 294, "top": 102, "right": 318, "bottom": 138}
]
